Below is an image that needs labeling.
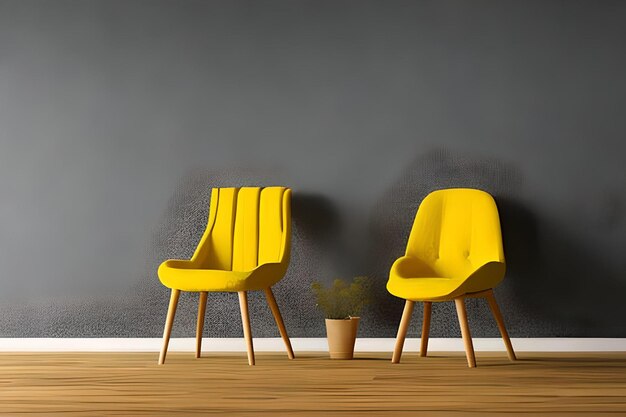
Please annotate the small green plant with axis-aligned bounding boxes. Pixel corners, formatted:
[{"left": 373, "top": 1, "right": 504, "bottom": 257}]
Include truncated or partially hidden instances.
[{"left": 311, "top": 276, "right": 371, "bottom": 319}]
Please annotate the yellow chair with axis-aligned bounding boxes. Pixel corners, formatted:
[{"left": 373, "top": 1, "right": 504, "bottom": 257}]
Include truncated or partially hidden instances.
[
  {"left": 157, "top": 186, "right": 295, "bottom": 365},
  {"left": 387, "top": 188, "right": 516, "bottom": 367}
]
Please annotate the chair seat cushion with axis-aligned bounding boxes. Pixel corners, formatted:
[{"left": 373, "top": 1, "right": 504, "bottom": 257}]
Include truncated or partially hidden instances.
[
  {"left": 387, "top": 275, "right": 466, "bottom": 301},
  {"left": 387, "top": 256, "right": 505, "bottom": 301},
  {"left": 158, "top": 259, "right": 286, "bottom": 292}
]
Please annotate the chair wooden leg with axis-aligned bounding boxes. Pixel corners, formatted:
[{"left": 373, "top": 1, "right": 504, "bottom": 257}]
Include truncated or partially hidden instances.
[
  {"left": 420, "top": 301, "right": 432, "bottom": 357},
  {"left": 454, "top": 298, "right": 476, "bottom": 368},
  {"left": 485, "top": 289, "right": 517, "bottom": 361},
  {"left": 238, "top": 291, "right": 255, "bottom": 366},
  {"left": 264, "top": 287, "right": 295, "bottom": 359},
  {"left": 392, "top": 300, "right": 415, "bottom": 364},
  {"left": 158, "top": 289, "right": 180, "bottom": 365},
  {"left": 195, "top": 291, "right": 208, "bottom": 359}
]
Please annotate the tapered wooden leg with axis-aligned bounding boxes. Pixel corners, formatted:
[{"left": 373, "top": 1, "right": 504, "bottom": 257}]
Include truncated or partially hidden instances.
[
  {"left": 158, "top": 289, "right": 180, "bottom": 365},
  {"left": 264, "top": 287, "right": 295, "bottom": 359},
  {"left": 392, "top": 300, "right": 415, "bottom": 364},
  {"left": 238, "top": 291, "right": 255, "bottom": 366},
  {"left": 485, "top": 289, "right": 517, "bottom": 361},
  {"left": 455, "top": 298, "right": 476, "bottom": 368},
  {"left": 420, "top": 301, "right": 432, "bottom": 357},
  {"left": 195, "top": 291, "right": 208, "bottom": 359}
]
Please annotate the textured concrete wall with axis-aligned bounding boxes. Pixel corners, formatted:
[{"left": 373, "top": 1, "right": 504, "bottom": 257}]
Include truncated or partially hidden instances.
[{"left": 1, "top": 0, "right": 625, "bottom": 338}]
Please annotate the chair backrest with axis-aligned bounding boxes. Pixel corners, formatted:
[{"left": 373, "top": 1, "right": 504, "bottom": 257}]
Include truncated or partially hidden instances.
[
  {"left": 191, "top": 187, "right": 291, "bottom": 271},
  {"left": 406, "top": 188, "right": 505, "bottom": 277}
]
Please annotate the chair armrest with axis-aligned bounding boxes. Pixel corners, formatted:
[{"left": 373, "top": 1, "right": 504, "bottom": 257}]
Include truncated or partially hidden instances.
[
  {"left": 246, "top": 262, "right": 289, "bottom": 287},
  {"left": 391, "top": 256, "right": 437, "bottom": 279},
  {"left": 466, "top": 260, "right": 506, "bottom": 280},
  {"left": 459, "top": 261, "right": 507, "bottom": 293}
]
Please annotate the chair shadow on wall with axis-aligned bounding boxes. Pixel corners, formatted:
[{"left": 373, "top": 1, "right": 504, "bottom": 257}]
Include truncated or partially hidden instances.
[
  {"left": 368, "top": 148, "right": 626, "bottom": 339},
  {"left": 290, "top": 192, "right": 347, "bottom": 334},
  {"left": 146, "top": 168, "right": 348, "bottom": 340},
  {"left": 498, "top": 196, "right": 626, "bottom": 337},
  {"left": 367, "top": 148, "right": 527, "bottom": 337},
  {"left": 292, "top": 192, "right": 366, "bottom": 279},
  {"left": 291, "top": 192, "right": 342, "bottom": 250}
]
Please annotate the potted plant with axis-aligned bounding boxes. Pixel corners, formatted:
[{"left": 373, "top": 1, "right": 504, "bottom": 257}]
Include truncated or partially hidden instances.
[{"left": 311, "top": 276, "right": 371, "bottom": 359}]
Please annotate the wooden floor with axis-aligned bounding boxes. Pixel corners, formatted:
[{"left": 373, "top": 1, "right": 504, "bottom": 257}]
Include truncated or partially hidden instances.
[{"left": 1, "top": 352, "right": 625, "bottom": 416}]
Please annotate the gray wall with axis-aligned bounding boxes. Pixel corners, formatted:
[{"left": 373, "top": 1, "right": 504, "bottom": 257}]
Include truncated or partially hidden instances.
[{"left": 1, "top": 0, "right": 625, "bottom": 338}]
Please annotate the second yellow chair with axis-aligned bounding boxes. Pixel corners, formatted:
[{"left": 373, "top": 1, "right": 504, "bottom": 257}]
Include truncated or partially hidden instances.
[
  {"left": 157, "top": 186, "right": 295, "bottom": 365},
  {"left": 387, "top": 188, "right": 517, "bottom": 367}
]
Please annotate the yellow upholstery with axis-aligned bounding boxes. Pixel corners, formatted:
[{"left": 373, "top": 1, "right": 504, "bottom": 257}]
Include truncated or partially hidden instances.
[
  {"left": 157, "top": 186, "right": 295, "bottom": 365},
  {"left": 387, "top": 188, "right": 516, "bottom": 367},
  {"left": 387, "top": 188, "right": 505, "bottom": 301},
  {"left": 158, "top": 187, "right": 291, "bottom": 292}
]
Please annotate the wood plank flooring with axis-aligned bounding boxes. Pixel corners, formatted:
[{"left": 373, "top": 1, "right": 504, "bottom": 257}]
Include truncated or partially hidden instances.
[{"left": 1, "top": 352, "right": 625, "bottom": 416}]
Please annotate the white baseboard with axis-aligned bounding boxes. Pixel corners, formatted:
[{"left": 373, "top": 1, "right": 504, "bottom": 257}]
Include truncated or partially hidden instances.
[{"left": 0, "top": 338, "right": 625, "bottom": 352}]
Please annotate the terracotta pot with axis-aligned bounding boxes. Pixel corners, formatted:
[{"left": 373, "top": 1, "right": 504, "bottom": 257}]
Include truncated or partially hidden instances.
[{"left": 325, "top": 317, "right": 360, "bottom": 359}]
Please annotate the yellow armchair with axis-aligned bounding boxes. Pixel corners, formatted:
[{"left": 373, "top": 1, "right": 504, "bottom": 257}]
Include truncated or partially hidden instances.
[
  {"left": 157, "top": 186, "right": 294, "bottom": 365},
  {"left": 387, "top": 188, "right": 516, "bottom": 367}
]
